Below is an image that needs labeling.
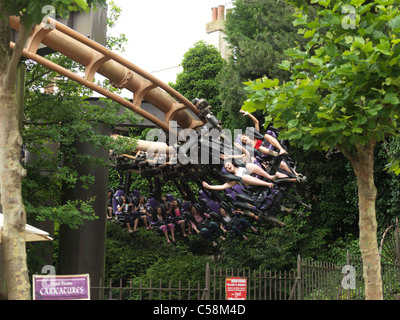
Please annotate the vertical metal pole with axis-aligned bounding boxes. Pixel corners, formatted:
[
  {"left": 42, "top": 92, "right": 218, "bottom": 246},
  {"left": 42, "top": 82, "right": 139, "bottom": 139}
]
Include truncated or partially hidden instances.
[
  {"left": 346, "top": 250, "right": 351, "bottom": 300},
  {"left": 297, "top": 254, "right": 302, "bottom": 300},
  {"left": 204, "top": 263, "right": 210, "bottom": 300},
  {"left": 395, "top": 218, "right": 400, "bottom": 281}
]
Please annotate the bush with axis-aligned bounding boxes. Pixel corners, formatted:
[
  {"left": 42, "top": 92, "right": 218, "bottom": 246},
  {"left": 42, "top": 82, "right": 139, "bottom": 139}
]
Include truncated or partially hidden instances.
[{"left": 104, "top": 221, "right": 215, "bottom": 283}]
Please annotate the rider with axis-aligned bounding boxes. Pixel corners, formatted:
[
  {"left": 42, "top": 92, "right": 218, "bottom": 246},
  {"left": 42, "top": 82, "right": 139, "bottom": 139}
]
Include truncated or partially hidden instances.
[
  {"left": 239, "top": 110, "right": 305, "bottom": 182},
  {"left": 189, "top": 205, "right": 225, "bottom": 247},
  {"left": 152, "top": 206, "right": 176, "bottom": 244},
  {"left": 239, "top": 110, "right": 287, "bottom": 156},
  {"left": 221, "top": 142, "right": 297, "bottom": 183},
  {"left": 202, "top": 161, "right": 274, "bottom": 191},
  {"left": 218, "top": 207, "right": 258, "bottom": 241}
]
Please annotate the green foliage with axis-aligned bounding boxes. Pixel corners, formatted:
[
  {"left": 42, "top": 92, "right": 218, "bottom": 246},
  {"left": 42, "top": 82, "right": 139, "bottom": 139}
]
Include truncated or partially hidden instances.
[
  {"left": 22, "top": 58, "right": 138, "bottom": 227},
  {"left": 136, "top": 254, "right": 211, "bottom": 286},
  {"left": 381, "top": 136, "right": 400, "bottom": 174},
  {"left": 104, "top": 221, "right": 215, "bottom": 285},
  {"left": 219, "top": 0, "right": 307, "bottom": 130},
  {"left": 239, "top": 0, "right": 400, "bottom": 271},
  {"left": 171, "top": 41, "right": 224, "bottom": 118},
  {"left": 21, "top": 2, "right": 137, "bottom": 228},
  {"left": 0, "top": 0, "right": 106, "bottom": 29},
  {"left": 25, "top": 198, "right": 97, "bottom": 229},
  {"left": 105, "top": 0, "right": 127, "bottom": 52},
  {"left": 242, "top": 0, "right": 400, "bottom": 153},
  {"left": 217, "top": 211, "right": 327, "bottom": 270},
  {"left": 375, "top": 138, "right": 400, "bottom": 225}
]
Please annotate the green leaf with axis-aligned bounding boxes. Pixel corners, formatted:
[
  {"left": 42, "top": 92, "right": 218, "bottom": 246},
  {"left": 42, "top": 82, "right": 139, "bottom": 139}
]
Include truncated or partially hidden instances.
[
  {"left": 327, "top": 122, "right": 346, "bottom": 132},
  {"left": 383, "top": 93, "right": 400, "bottom": 105},
  {"left": 318, "top": 0, "right": 331, "bottom": 8},
  {"left": 287, "top": 119, "right": 299, "bottom": 128},
  {"left": 310, "top": 127, "right": 327, "bottom": 135},
  {"left": 278, "top": 60, "right": 291, "bottom": 71},
  {"left": 320, "top": 14, "right": 341, "bottom": 27},
  {"left": 388, "top": 15, "right": 400, "bottom": 32},
  {"left": 375, "top": 38, "right": 391, "bottom": 55},
  {"left": 250, "top": 90, "right": 267, "bottom": 102},
  {"left": 284, "top": 48, "right": 306, "bottom": 59},
  {"left": 304, "top": 28, "right": 316, "bottom": 38},
  {"left": 351, "top": 127, "right": 363, "bottom": 133},
  {"left": 335, "top": 64, "right": 353, "bottom": 76},
  {"left": 74, "top": 0, "right": 89, "bottom": 10},
  {"left": 293, "top": 14, "right": 308, "bottom": 26},
  {"left": 350, "top": 0, "right": 366, "bottom": 6},
  {"left": 317, "top": 112, "right": 333, "bottom": 120},
  {"left": 242, "top": 100, "right": 259, "bottom": 113},
  {"left": 285, "top": 128, "right": 303, "bottom": 140},
  {"left": 362, "top": 41, "right": 373, "bottom": 53},
  {"left": 307, "top": 56, "right": 324, "bottom": 66}
]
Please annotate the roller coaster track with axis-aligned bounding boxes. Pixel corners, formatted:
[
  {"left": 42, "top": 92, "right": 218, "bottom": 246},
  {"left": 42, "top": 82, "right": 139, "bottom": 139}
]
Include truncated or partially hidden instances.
[
  {"left": 9, "top": 15, "right": 205, "bottom": 137},
  {"left": 9, "top": 15, "right": 227, "bottom": 198},
  {"left": 10, "top": 15, "right": 309, "bottom": 223}
]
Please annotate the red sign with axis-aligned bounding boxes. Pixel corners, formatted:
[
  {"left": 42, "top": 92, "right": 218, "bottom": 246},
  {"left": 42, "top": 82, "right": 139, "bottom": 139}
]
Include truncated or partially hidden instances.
[{"left": 225, "top": 277, "right": 247, "bottom": 300}]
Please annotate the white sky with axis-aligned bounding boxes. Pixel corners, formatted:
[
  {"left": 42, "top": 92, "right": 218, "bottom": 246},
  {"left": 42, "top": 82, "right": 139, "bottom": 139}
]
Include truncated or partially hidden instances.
[{"left": 108, "top": 0, "right": 233, "bottom": 85}]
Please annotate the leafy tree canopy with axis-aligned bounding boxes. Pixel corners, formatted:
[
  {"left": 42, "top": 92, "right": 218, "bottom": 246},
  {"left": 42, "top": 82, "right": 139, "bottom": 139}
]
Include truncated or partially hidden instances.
[
  {"left": 219, "top": 0, "right": 307, "bottom": 130},
  {"left": 0, "top": 0, "right": 106, "bottom": 28},
  {"left": 171, "top": 40, "right": 224, "bottom": 117},
  {"left": 242, "top": 0, "right": 400, "bottom": 155}
]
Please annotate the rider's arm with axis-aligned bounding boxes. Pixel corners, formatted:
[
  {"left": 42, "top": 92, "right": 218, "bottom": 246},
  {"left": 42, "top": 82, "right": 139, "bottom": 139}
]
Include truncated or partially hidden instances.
[
  {"left": 202, "top": 181, "right": 236, "bottom": 190},
  {"left": 240, "top": 110, "right": 260, "bottom": 132}
]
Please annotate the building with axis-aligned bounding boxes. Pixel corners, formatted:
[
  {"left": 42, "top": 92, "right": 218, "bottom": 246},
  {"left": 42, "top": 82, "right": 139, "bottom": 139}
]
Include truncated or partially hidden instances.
[{"left": 206, "top": 5, "right": 232, "bottom": 60}]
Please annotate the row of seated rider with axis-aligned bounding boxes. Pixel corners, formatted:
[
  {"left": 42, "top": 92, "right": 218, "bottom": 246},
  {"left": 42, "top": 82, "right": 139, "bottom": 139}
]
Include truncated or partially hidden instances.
[
  {"left": 109, "top": 190, "right": 191, "bottom": 242},
  {"left": 162, "top": 198, "right": 255, "bottom": 246},
  {"left": 154, "top": 194, "right": 259, "bottom": 244},
  {"left": 201, "top": 110, "right": 306, "bottom": 193},
  {"left": 197, "top": 193, "right": 259, "bottom": 241},
  {"left": 238, "top": 110, "right": 305, "bottom": 182},
  {"left": 236, "top": 110, "right": 306, "bottom": 198},
  {"left": 107, "top": 188, "right": 150, "bottom": 230},
  {"left": 109, "top": 186, "right": 260, "bottom": 244},
  {"left": 107, "top": 187, "right": 130, "bottom": 221},
  {"left": 148, "top": 196, "right": 225, "bottom": 246},
  {"left": 150, "top": 196, "right": 191, "bottom": 244}
]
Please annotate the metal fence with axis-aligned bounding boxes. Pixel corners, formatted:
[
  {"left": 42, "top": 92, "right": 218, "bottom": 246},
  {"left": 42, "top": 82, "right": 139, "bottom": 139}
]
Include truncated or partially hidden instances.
[
  {"left": 299, "top": 253, "right": 400, "bottom": 300},
  {"left": 207, "top": 265, "right": 298, "bottom": 300},
  {"left": 91, "top": 278, "right": 206, "bottom": 300},
  {"left": 91, "top": 253, "right": 400, "bottom": 300}
]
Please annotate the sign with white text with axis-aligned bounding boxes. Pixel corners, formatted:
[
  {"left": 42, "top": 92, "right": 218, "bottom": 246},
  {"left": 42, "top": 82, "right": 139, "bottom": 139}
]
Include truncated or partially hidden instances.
[
  {"left": 32, "top": 274, "right": 90, "bottom": 300},
  {"left": 226, "top": 277, "right": 247, "bottom": 300}
]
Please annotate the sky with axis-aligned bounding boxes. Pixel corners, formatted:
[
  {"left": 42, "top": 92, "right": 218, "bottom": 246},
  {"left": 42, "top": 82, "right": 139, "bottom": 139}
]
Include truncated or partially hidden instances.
[{"left": 107, "top": 0, "right": 233, "bottom": 86}]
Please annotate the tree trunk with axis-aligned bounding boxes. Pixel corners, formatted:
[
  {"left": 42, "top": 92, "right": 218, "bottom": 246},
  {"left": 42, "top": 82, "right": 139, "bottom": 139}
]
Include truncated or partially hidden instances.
[
  {"left": 344, "top": 139, "right": 383, "bottom": 300},
  {"left": 0, "top": 9, "right": 31, "bottom": 299},
  {"left": 0, "top": 89, "right": 30, "bottom": 300}
]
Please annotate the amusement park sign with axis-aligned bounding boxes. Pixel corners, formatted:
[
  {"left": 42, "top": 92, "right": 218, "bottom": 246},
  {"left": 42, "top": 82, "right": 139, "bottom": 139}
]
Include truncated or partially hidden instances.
[
  {"left": 32, "top": 274, "right": 90, "bottom": 300},
  {"left": 225, "top": 277, "right": 247, "bottom": 300}
]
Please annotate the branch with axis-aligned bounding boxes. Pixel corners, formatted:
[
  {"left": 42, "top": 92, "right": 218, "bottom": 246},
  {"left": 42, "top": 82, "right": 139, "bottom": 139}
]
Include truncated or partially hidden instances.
[
  {"left": 23, "top": 121, "right": 64, "bottom": 126},
  {"left": 336, "top": 144, "right": 358, "bottom": 164},
  {"left": 5, "top": 22, "right": 32, "bottom": 91},
  {"left": 25, "top": 69, "right": 53, "bottom": 86}
]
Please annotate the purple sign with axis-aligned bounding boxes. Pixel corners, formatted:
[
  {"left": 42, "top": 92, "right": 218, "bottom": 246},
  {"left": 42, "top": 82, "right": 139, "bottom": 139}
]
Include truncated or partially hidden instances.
[{"left": 33, "top": 274, "right": 90, "bottom": 300}]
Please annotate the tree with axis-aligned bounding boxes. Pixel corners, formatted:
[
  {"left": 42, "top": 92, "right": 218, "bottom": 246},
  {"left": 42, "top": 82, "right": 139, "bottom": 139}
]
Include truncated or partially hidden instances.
[
  {"left": 242, "top": 0, "right": 400, "bottom": 299},
  {"left": 218, "top": 0, "right": 306, "bottom": 130},
  {"left": 0, "top": 0, "right": 105, "bottom": 300},
  {"left": 171, "top": 41, "right": 224, "bottom": 118},
  {"left": 22, "top": 0, "right": 135, "bottom": 231}
]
